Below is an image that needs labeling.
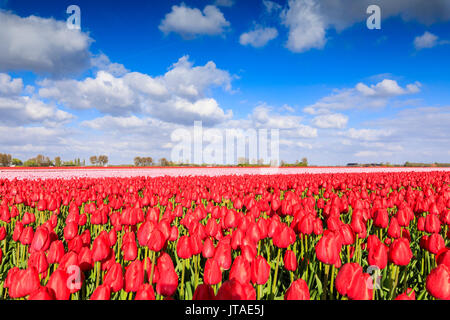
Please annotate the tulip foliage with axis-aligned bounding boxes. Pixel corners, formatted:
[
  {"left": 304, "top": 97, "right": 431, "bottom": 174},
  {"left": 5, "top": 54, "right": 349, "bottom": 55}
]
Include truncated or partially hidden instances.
[{"left": 0, "top": 171, "right": 449, "bottom": 300}]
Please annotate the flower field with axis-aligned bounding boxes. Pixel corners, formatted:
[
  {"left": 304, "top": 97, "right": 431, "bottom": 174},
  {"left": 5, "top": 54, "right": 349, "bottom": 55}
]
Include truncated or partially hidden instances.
[{"left": 0, "top": 170, "right": 449, "bottom": 300}]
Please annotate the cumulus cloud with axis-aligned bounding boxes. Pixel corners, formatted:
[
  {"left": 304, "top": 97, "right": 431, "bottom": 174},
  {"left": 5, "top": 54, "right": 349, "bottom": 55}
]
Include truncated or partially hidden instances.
[
  {"left": 304, "top": 79, "right": 421, "bottom": 115},
  {"left": 0, "top": 96, "right": 74, "bottom": 126},
  {"left": 91, "top": 53, "right": 129, "bottom": 77},
  {"left": 312, "top": 113, "right": 348, "bottom": 129},
  {"left": 0, "top": 73, "right": 23, "bottom": 96},
  {"left": 240, "top": 25, "right": 278, "bottom": 47},
  {"left": 159, "top": 4, "right": 230, "bottom": 38},
  {"left": 263, "top": 0, "right": 282, "bottom": 14},
  {"left": 340, "top": 128, "right": 393, "bottom": 141},
  {"left": 281, "top": 0, "right": 326, "bottom": 53},
  {"left": 0, "top": 10, "right": 92, "bottom": 76},
  {"left": 279, "top": 0, "right": 450, "bottom": 53},
  {"left": 38, "top": 56, "right": 233, "bottom": 125},
  {"left": 251, "top": 104, "right": 304, "bottom": 129},
  {"left": 413, "top": 31, "right": 449, "bottom": 50}
]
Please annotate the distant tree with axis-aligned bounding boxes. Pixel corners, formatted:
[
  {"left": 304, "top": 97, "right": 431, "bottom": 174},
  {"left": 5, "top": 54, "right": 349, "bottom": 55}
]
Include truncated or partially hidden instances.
[
  {"left": 34, "top": 154, "right": 52, "bottom": 167},
  {"left": 55, "top": 156, "right": 62, "bottom": 167},
  {"left": 12, "top": 158, "right": 22, "bottom": 166},
  {"left": 0, "top": 153, "right": 12, "bottom": 166},
  {"left": 143, "top": 157, "right": 153, "bottom": 166},
  {"left": 134, "top": 157, "right": 142, "bottom": 167},
  {"left": 90, "top": 156, "right": 98, "bottom": 166},
  {"left": 24, "top": 159, "right": 39, "bottom": 167},
  {"left": 159, "top": 158, "right": 169, "bottom": 166},
  {"left": 98, "top": 155, "right": 109, "bottom": 166},
  {"left": 301, "top": 157, "right": 308, "bottom": 167}
]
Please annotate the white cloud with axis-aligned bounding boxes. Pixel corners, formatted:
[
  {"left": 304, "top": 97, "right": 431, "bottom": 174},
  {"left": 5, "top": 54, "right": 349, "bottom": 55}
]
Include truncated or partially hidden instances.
[
  {"left": 159, "top": 4, "right": 230, "bottom": 38},
  {"left": 342, "top": 128, "right": 393, "bottom": 141},
  {"left": 278, "top": 0, "right": 450, "bottom": 53},
  {"left": 312, "top": 113, "right": 348, "bottom": 129},
  {"left": 414, "top": 31, "right": 439, "bottom": 50},
  {"left": 251, "top": 104, "right": 303, "bottom": 129},
  {"left": 304, "top": 79, "right": 421, "bottom": 114},
  {"left": 0, "top": 73, "right": 23, "bottom": 96},
  {"left": 263, "top": 0, "right": 282, "bottom": 13},
  {"left": 38, "top": 56, "right": 234, "bottom": 125},
  {"left": 0, "top": 10, "right": 91, "bottom": 76},
  {"left": 240, "top": 26, "right": 278, "bottom": 47},
  {"left": 91, "top": 53, "right": 129, "bottom": 77},
  {"left": 281, "top": 0, "right": 327, "bottom": 53},
  {"left": 0, "top": 96, "right": 74, "bottom": 126}
]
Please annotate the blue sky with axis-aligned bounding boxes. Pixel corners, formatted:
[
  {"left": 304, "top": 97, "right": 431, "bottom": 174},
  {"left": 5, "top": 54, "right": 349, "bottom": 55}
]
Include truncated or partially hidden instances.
[{"left": 0, "top": 0, "right": 449, "bottom": 165}]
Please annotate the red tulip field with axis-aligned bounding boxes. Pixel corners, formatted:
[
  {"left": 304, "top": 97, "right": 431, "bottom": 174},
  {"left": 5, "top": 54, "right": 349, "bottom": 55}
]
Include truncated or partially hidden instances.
[{"left": 0, "top": 170, "right": 449, "bottom": 300}]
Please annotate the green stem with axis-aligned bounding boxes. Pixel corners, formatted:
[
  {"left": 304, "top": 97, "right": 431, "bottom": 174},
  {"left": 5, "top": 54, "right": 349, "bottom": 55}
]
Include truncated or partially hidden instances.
[
  {"left": 271, "top": 248, "right": 282, "bottom": 298},
  {"left": 322, "top": 264, "right": 330, "bottom": 300},
  {"left": 180, "top": 259, "right": 186, "bottom": 300}
]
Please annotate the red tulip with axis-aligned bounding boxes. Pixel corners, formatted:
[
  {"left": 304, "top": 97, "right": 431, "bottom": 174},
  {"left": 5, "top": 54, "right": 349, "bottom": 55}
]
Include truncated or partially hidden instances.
[
  {"left": 316, "top": 231, "right": 342, "bottom": 265},
  {"left": 90, "top": 284, "right": 111, "bottom": 300},
  {"left": 92, "top": 234, "right": 110, "bottom": 262},
  {"left": 272, "top": 225, "right": 295, "bottom": 249},
  {"left": 425, "top": 214, "right": 441, "bottom": 234},
  {"left": 124, "top": 259, "right": 144, "bottom": 292},
  {"left": 395, "top": 288, "right": 415, "bottom": 300},
  {"left": 335, "top": 263, "right": 363, "bottom": 296},
  {"left": 229, "top": 255, "right": 251, "bottom": 284},
  {"left": 368, "top": 242, "right": 388, "bottom": 270},
  {"left": 339, "top": 224, "right": 354, "bottom": 245},
  {"left": 374, "top": 208, "right": 389, "bottom": 228},
  {"left": 193, "top": 284, "right": 215, "bottom": 300},
  {"left": 426, "top": 264, "right": 450, "bottom": 300},
  {"left": 19, "top": 226, "right": 34, "bottom": 245},
  {"left": 46, "top": 269, "right": 70, "bottom": 300},
  {"left": 216, "top": 279, "right": 251, "bottom": 300},
  {"left": 103, "top": 262, "right": 124, "bottom": 292},
  {"left": 135, "top": 283, "right": 156, "bottom": 300},
  {"left": 9, "top": 267, "right": 41, "bottom": 298},
  {"left": 283, "top": 250, "right": 298, "bottom": 272},
  {"left": 78, "top": 246, "right": 93, "bottom": 272},
  {"left": 387, "top": 217, "right": 401, "bottom": 239},
  {"left": 63, "top": 221, "right": 78, "bottom": 241},
  {"left": 28, "top": 287, "right": 55, "bottom": 300},
  {"left": 250, "top": 255, "right": 270, "bottom": 285},
  {"left": 148, "top": 229, "right": 165, "bottom": 252},
  {"left": 156, "top": 267, "right": 178, "bottom": 297},
  {"left": 389, "top": 238, "right": 413, "bottom": 266},
  {"left": 437, "top": 248, "right": 450, "bottom": 268},
  {"left": 427, "top": 233, "right": 445, "bottom": 255},
  {"left": 47, "top": 240, "right": 65, "bottom": 264},
  {"left": 0, "top": 226, "right": 6, "bottom": 241},
  {"left": 284, "top": 279, "right": 310, "bottom": 300},
  {"left": 214, "top": 242, "right": 232, "bottom": 270},
  {"left": 202, "top": 237, "right": 215, "bottom": 259},
  {"left": 28, "top": 251, "right": 48, "bottom": 274},
  {"left": 347, "top": 273, "right": 373, "bottom": 300},
  {"left": 122, "top": 240, "right": 138, "bottom": 261},
  {"left": 204, "top": 258, "right": 222, "bottom": 285}
]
